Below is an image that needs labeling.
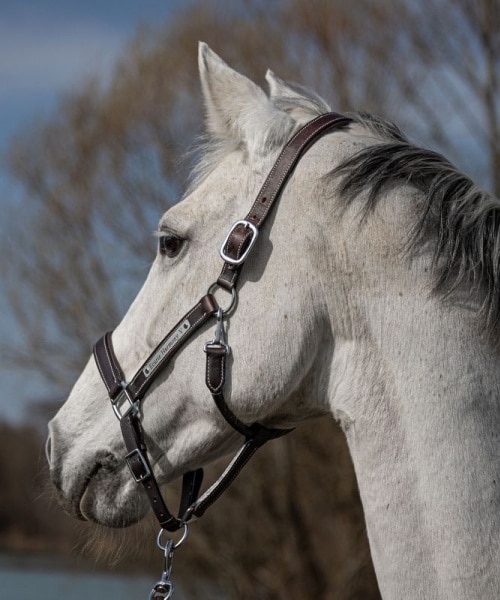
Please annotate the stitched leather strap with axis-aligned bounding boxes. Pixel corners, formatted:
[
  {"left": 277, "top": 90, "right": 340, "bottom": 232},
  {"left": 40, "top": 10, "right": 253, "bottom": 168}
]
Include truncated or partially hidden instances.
[
  {"left": 121, "top": 412, "right": 203, "bottom": 531},
  {"left": 94, "top": 293, "right": 218, "bottom": 402},
  {"left": 184, "top": 436, "right": 273, "bottom": 522},
  {"left": 93, "top": 331, "right": 125, "bottom": 400},
  {"left": 205, "top": 343, "right": 291, "bottom": 440},
  {"left": 127, "top": 293, "right": 218, "bottom": 400},
  {"left": 217, "top": 112, "right": 352, "bottom": 290},
  {"left": 93, "top": 294, "right": 218, "bottom": 531}
]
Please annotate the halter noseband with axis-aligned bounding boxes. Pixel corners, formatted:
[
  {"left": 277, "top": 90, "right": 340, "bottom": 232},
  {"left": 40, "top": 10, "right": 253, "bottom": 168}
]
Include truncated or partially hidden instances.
[{"left": 93, "top": 112, "right": 352, "bottom": 534}]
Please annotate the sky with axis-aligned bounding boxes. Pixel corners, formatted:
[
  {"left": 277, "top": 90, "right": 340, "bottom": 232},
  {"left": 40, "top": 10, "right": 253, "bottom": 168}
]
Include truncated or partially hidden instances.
[
  {"left": 0, "top": 0, "right": 187, "bottom": 424},
  {"left": 0, "top": 0, "right": 186, "bottom": 151}
]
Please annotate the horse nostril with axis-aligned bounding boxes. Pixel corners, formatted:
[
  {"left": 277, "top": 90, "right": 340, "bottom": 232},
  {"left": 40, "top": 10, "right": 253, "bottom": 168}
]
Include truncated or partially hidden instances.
[{"left": 45, "top": 435, "right": 52, "bottom": 466}]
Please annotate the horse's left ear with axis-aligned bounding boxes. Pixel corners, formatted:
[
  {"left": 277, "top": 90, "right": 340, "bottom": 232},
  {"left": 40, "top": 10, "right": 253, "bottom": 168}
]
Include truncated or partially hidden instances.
[{"left": 198, "top": 42, "right": 294, "bottom": 156}]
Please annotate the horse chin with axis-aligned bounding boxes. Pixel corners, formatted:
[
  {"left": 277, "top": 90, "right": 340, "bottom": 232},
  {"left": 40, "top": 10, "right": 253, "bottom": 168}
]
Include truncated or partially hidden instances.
[{"left": 78, "top": 464, "right": 150, "bottom": 529}]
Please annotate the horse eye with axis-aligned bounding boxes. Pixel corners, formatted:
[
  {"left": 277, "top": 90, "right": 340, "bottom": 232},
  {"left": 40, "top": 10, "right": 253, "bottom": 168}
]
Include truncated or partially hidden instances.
[{"left": 159, "top": 235, "right": 184, "bottom": 258}]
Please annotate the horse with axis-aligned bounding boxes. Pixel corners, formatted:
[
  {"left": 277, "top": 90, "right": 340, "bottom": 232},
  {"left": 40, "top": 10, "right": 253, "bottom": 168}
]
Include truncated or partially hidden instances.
[{"left": 47, "top": 43, "right": 500, "bottom": 599}]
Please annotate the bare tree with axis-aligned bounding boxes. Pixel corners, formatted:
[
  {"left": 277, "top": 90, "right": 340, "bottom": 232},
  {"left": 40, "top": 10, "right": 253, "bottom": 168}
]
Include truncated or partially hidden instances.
[{"left": 389, "top": 0, "right": 499, "bottom": 193}]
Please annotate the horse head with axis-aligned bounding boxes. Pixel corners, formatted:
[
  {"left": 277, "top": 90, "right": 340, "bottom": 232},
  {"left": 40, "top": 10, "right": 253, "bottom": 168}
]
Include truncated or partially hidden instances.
[
  {"left": 47, "top": 43, "right": 348, "bottom": 528},
  {"left": 47, "top": 44, "right": 500, "bottom": 600}
]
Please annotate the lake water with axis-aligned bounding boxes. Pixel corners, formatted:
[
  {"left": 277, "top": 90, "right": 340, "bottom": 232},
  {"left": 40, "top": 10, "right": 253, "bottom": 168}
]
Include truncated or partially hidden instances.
[{"left": 0, "top": 552, "right": 168, "bottom": 600}]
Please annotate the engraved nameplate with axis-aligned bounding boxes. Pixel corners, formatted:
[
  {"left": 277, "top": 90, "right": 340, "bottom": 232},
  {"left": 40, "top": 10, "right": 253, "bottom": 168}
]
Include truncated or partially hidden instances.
[{"left": 142, "top": 320, "right": 190, "bottom": 377}]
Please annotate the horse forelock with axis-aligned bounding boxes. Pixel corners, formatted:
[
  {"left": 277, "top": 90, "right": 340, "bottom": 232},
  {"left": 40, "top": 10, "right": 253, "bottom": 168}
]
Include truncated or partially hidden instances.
[{"left": 330, "top": 112, "right": 500, "bottom": 345}]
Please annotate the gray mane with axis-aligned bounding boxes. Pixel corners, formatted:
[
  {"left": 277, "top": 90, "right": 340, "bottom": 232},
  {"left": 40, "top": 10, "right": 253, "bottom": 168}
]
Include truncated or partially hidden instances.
[
  {"left": 333, "top": 112, "right": 500, "bottom": 343},
  {"left": 188, "top": 86, "right": 500, "bottom": 343}
]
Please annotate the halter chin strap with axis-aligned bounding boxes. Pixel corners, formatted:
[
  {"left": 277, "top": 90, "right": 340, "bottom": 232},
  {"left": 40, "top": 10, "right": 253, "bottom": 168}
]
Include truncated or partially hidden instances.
[{"left": 93, "top": 112, "right": 353, "bottom": 532}]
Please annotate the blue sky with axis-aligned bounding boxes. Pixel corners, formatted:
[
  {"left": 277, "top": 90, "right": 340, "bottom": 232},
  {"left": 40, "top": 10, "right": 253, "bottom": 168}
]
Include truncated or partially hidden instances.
[
  {"left": 0, "top": 0, "right": 187, "bottom": 423},
  {"left": 0, "top": 0, "right": 186, "bottom": 151}
]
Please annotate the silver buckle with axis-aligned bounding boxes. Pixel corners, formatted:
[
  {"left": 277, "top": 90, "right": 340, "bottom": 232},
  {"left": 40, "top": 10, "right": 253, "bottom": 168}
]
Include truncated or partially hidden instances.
[
  {"left": 111, "top": 382, "right": 139, "bottom": 421},
  {"left": 220, "top": 220, "right": 258, "bottom": 266},
  {"left": 125, "top": 448, "right": 151, "bottom": 482}
]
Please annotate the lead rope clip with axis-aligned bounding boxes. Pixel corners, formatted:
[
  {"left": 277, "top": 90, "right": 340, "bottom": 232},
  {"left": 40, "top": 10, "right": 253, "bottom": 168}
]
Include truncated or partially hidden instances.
[
  {"left": 204, "top": 307, "right": 230, "bottom": 354},
  {"left": 148, "top": 525, "right": 188, "bottom": 600}
]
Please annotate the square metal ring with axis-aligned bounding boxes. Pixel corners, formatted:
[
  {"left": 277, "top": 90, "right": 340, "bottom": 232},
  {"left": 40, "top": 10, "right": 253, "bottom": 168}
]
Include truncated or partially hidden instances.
[{"left": 111, "top": 384, "right": 138, "bottom": 421}]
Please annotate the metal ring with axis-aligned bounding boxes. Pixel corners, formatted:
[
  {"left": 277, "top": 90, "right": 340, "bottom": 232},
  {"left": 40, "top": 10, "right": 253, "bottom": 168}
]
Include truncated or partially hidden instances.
[
  {"left": 156, "top": 523, "right": 189, "bottom": 551},
  {"left": 206, "top": 282, "right": 237, "bottom": 315}
]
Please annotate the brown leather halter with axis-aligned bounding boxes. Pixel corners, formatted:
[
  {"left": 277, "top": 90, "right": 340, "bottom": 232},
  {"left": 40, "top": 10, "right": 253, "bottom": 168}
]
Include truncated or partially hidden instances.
[{"left": 93, "top": 112, "right": 352, "bottom": 535}]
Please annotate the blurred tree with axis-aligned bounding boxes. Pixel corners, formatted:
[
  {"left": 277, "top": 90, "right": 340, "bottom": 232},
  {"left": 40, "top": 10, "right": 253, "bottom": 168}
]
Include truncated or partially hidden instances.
[
  {"left": 397, "top": 0, "right": 500, "bottom": 194},
  {"left": 1, "top": 0, "right": 498, "bottom": 598},
  {"left": 0, "top": 422, "right": 82, "bottom": 552}
]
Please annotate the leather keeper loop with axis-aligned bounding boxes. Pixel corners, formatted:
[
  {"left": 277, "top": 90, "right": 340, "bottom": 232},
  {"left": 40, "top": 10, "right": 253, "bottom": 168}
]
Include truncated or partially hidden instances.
[{"left": 205, "top": 345, "right": 227, "bottom": 393}]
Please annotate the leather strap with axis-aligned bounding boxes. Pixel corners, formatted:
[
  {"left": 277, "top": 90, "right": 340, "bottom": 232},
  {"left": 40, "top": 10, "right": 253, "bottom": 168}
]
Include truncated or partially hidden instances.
[
  {"left": 94, "top": 293, "right": 218, "bottom": 403},
  {"left": 121, "top": 411, "right": 203, "bottom": 531},
  {"left": 127, "top": 293, "right": 218, "bottom": 401},
  {"left": 93, "top": 330, "right": 125, "bottom": 400},
  {"left": 184, "top": 436, "right": 273, "bottom": 521},
  {"left": 121, "top": 412, "right": 180, "bottom": 530},
  {"left": 217, "top": 112, "right": 352, "bottom": 290},
  {"left": 93, "top": 294, "right": 218, "bottom": 531},
  {"left": 205, "top": 343, "right": 291, "bottom": 440}
]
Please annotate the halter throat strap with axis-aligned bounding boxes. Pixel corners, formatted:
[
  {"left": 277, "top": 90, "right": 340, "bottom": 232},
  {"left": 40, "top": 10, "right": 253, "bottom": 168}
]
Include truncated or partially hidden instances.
[{"left": 92, "top": 112, "right": 353, "bottom": 532}]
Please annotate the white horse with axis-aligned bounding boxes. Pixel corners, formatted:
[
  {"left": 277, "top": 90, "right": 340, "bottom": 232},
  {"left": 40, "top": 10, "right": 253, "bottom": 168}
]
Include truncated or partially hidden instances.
[{"left": 47, "top": 43, "right": 500, "bottom": 599}]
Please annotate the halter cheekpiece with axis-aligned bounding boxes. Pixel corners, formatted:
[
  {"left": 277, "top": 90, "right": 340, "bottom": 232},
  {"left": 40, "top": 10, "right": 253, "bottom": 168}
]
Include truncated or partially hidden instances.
[{"left": 93, "top": 112, "right": 352, "bottom": 598}]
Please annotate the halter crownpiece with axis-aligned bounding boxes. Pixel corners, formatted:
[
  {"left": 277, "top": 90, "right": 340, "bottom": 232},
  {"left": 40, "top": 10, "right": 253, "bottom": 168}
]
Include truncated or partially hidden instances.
[{"left": 93, "top": 111, "right": 352, "bottom": 596}]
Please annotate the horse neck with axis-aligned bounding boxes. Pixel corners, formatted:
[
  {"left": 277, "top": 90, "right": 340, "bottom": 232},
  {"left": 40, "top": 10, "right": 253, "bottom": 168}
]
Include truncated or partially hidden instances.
[{"left": 322, "top": 196, "right": 500, "bottom": 599}]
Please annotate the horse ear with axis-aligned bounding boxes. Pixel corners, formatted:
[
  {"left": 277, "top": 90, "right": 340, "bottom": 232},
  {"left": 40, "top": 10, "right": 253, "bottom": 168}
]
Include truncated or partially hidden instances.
[
  {"left": 266, "top": 70, "right": 331, "bottom": 121},
  {"left": 266, "top": 70, "right": 298, "bottom": 100},
  {"left": 198, "top": 43, "right": 293, "bottom": 154}
]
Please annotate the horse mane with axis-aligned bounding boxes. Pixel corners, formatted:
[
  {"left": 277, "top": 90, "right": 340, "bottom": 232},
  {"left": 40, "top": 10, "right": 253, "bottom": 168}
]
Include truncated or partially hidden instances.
[
  {"left": 188, "top": 79, "right": 500, "bottom": 343},
  {"left": 333, "top": 111, "right": 500, "bottom": 343}
]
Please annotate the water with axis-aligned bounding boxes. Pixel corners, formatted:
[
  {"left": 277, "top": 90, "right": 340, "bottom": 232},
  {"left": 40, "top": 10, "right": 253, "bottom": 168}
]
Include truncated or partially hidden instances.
[{"left": 0, "top": 552, "right": 160, "bottom": 600}]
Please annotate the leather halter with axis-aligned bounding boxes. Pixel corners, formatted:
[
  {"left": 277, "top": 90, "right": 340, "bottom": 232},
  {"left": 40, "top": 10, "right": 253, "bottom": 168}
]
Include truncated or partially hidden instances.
[{"left": 93, "top": 112, "right": 352, "bottom": 532}]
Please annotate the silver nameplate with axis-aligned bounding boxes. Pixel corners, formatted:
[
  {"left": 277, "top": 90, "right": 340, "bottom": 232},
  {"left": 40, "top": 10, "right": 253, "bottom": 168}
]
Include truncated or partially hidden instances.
[{"left": 142, "top": 320, "right": 190, "bottom": 377}]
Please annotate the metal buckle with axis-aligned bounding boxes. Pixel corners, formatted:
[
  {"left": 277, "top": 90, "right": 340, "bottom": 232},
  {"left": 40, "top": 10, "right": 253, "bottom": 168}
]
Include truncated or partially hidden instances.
[
  {"left": 111, "top": 382, "right": 139, "bottom": 421},
  {"left": 125, "top": 448, "right": 152, "bottom": 482},
  {"left": 220, "top": 220, "right": 258, "bottom": 266}
]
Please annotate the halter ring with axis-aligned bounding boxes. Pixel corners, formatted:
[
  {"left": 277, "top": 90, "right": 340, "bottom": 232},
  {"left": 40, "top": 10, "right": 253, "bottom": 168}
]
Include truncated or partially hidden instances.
[
  {"left": 206, "top": 282, "right": 237, "bottom": 315},
  {"left": 156, "top": 523, "right": 189, "bottom": 551}
]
